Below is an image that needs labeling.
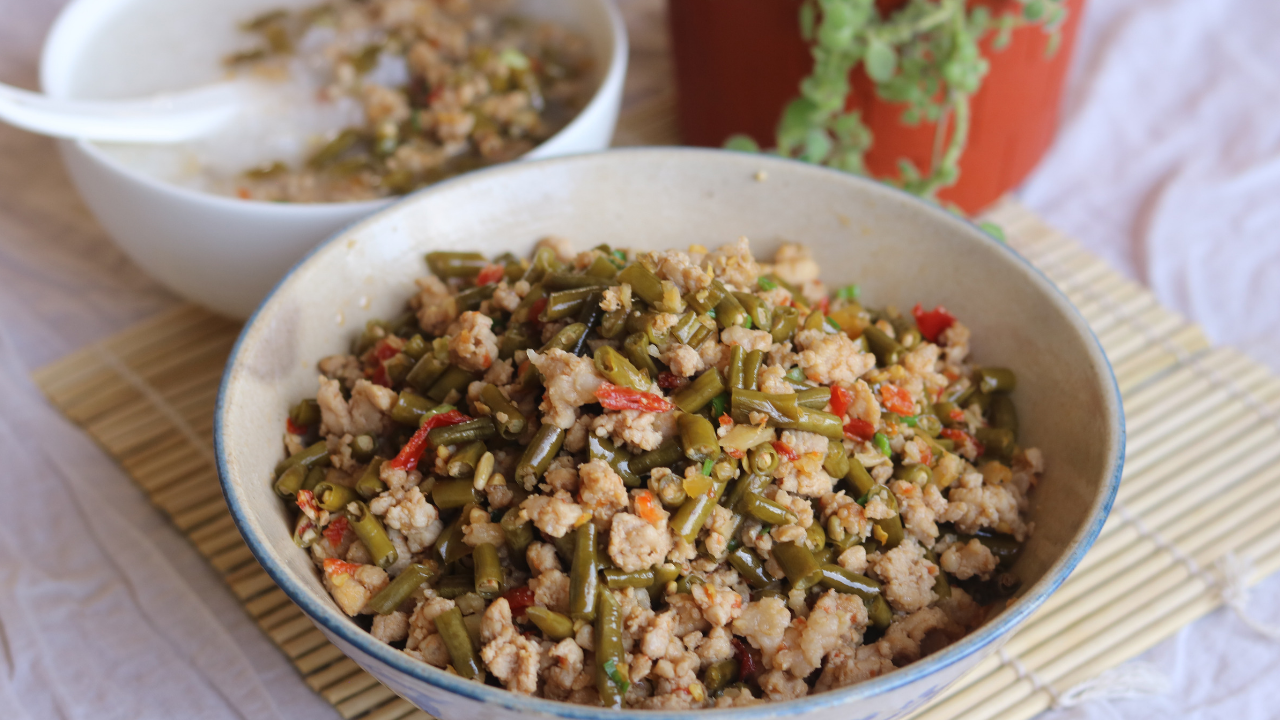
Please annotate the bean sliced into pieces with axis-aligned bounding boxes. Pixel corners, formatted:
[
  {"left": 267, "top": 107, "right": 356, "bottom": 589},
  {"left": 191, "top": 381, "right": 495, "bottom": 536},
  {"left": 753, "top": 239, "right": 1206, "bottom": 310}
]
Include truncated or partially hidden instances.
[{"left": 436, "top": 607, "right": 482, "bottom": 679}]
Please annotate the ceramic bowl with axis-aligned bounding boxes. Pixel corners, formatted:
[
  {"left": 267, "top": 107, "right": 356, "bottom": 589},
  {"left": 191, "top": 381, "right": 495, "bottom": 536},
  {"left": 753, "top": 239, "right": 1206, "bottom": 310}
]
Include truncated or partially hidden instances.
[
  {"left": 39, "top": 0, "right": 628, "bottom": 318},
  {"left": 216, "top": 148, "right": 1124, "bottom": 720}
]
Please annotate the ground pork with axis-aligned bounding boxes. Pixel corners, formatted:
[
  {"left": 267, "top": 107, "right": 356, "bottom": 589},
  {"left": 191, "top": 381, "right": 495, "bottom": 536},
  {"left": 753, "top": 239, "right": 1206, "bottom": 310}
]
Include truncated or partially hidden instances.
[
  {"left": 757, "top": 364, "right": 793, "bottom": 394},
  {"left": 690, "top": 583, "right": 743, "bottom": 627},
  {"left": 649, "top": 249, "right": 713, "bottom": 294},
  {"left": 794, "top": 329, "right": 876, "bottom": 386},
  {"left": 694, "top": 627, "right": 734, "bottom": 668},
  {"left": 731, "top": 597, "right": 790, "bottom": 667},
  {"left": 845, "top": 378, "right": 881, "bottom": 427},
  {"left": 318, "top": 354, "right": 363, "bottom": 387},
  {"left": 578, "top": 459, "right": 628, "bottom": 527},
  {"left": 933, "top": 451, "right": 966, "bottom": 489},
  {"left": 773, "top": 430, "right": 836, "bottom": 497},
  {"left": 600, "top": 284, "right": 633, "bottom": 312},
  {"left": 870, "top": 539, "right": 938, "bottom": 613},
  {"left": 526, "top": 349, "right": 606, "bottom": 429},
  {"left": 942, "top": 471, "right": 1030, "bottom": 540},
  {"left": 702, "top": 237, "right": 761, "bottom": 290},
  {"left": 884, "top": 606, "right": 961, "bottom": 663},
  {"left": 720, "top": 326, "right": 774, "bottom": 353},
  {"left": 815, "top": 640, "right": 896, "bottom": 691},
  {"left": 462, "top": 506, "right": 506, "bottom": 547},
  {"left": 938, "top": 586, "right": 986, "bottom": 629},
  {"left": 758, "top": 669, "right": 809, "bottom": 700},
  {"left": 659, "top": 343, "right": 704, "bottom": 377},
  {"left": 609, "top": 512, "right": 672, "bottom": 572},
  {"left": 520, "top": 492, "right": 586, "bottom": 538},
  {"left": 715, "top": 688, "right": 763, "bottom": 707},
  {"left": 565, "top": 413, "right": 593, "bottom": 453},
  {"left": 702, "top": 504, "right": 737, "bottom": 559},
  {"left": 530, "top": 569, "right": 571, "bottom": 612},
  {"left": 491, "top": 280, "right": 524, "bottom": 313},
  {"left": 413, "top": 274, "right": 457, "bottom": 335},
  {"left": 772, "top": 590, "right": 867, "bottom": 678},
  {"left": 480, "top": 598, "right": 542, "bottom": 694},
  {"left": 892, "top": 480, "right": 949, "bottom": 547},
  {"left": 939, "top": 321, "right": 971, "bottom": 366},
  {"left": 371, "top": 611, "right": 409, "bottom": 643},
  {"left": 543, "top": 638, "right": 589, "bottom": 699},
  {"left": 322, "top": 560, "right": 389, "bottom": 616},
  {"left": 317, "top": 377, "right": 396, "bottom": 438},
  {"left": 940, "top": 538, "right": 999, "bottom": 580},
  {"left": 666, "top": 592, "right": 711, "bottom": 636},
  {"left": 446, "top": 311, "right": 499, "bottom": 372},
  {"left": 592, "top": 410, "right": 677, "bottom": 453},
  {"left": 527, "top": 542, "right": 561, "bottom": 575},
  {"left": 769, "top": 242, "right": 820, "bottom": 285},
  {"left": 837, "top": 545, "right": 869, "bottom": 573},
  {"left": 821, "top": 491, "right": 871, "bottom": 545},
  {"left": 370, "top": 485, "right": 443, "bottom": 553},
  {"left": 543, "top": 455, "right": 579, "bottom": 494}
]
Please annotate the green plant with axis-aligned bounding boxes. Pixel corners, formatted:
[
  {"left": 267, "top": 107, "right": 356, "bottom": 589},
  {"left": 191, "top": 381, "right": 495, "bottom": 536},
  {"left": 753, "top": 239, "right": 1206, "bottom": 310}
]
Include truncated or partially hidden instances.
[{"left": 727, "top": 0, "right": 1067, "bottom": 203}]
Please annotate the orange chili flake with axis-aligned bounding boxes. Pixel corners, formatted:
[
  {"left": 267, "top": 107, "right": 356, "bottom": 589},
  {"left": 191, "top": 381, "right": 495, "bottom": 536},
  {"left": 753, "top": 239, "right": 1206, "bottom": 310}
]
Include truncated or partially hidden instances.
[
  {"left": 880, "top": 383, "right": 915, "bottom": 416},
  {"left": 475, "top": 263, "right": 506, "bottom": 286},
  {"left": 830, "top": 385, "right": 854, "bottom": 417},
  {"left": 323, "top": 515, "right": 349, "bottom": 547},
  {"left": 772, "top": 441, "right": 799, "bottom": 462},
  {"left": 717, "top": 414, "right": 733, "bottom": 427},
  {"left": 323, "top": 557, "right": 360, "bottom": 580},
  {"left": 634, "top": 490, "right": 664, "bottom": 524},
  {"left": 941, "top": 428, "right": 984, "bottom": 457}
]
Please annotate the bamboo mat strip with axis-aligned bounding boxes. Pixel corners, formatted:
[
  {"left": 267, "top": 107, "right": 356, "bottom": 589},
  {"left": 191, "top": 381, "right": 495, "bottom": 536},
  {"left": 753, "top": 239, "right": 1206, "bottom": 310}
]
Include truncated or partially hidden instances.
[{"left": 29, "top": 200, "right": 1280, "bottom": 720}]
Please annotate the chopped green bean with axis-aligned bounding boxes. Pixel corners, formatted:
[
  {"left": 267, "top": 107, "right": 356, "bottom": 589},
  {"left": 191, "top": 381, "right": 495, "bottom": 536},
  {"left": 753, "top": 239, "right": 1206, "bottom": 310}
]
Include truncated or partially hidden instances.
[
  {"left": 436, "top": 607, "right": 482, "bottom": 679},
  {"left": 595, "top": 588, "right": 628, "bottom": 708},
  {"left": 355, "top": 458, "right": 386, "bottom": 499},
  {"left": 678, "top": 412, "right": 721, "bottom": 463},
  {"left": 369, "top": 562, "right": 437, "bottom": 615},
  {"left": 473, "top": 542, "right": 505, "bottom": 599},
  {"left": 672, "top": 367, "right": 725, "bottom": 413},
  {"left": 433, "top": 479, "right": 480, "bottom": 510},
  {"left": 428, "top": 417, "right": 496, "bottom": 446},
  {"left": 348, "top": 501, "right": 398, "bottom": 569},
  {"left": 515, "top": 423, "right": 566, "bottom": 490},
  {"left": 569, "top": 522, "right": 600, "bottom": 621},
  {"left": 526, "top": 606, "right": 574, "bottom": 640},
  {"left": 594, "top": 346, "right": 649, "bottom": 391}
]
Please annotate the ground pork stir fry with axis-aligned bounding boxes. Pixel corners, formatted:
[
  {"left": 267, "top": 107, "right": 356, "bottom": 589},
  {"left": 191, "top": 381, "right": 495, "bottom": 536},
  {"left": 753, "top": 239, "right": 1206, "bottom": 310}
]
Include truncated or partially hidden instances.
[
  {"left": 224, "top": 0, "right": 592, "bottom": 202},
  {"left": 273, "top": 238, "right": 1041, "bottom": 707}
]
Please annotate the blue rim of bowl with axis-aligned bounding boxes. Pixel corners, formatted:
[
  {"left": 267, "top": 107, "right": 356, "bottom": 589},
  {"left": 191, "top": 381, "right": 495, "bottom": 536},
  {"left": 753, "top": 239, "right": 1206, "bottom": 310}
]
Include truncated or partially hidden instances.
[
  {"left": 215, "top": 147, "right": 1124, "bottom": 718},
  {"left": 39, "top": 0, "right": 629, "bottom": 215}
]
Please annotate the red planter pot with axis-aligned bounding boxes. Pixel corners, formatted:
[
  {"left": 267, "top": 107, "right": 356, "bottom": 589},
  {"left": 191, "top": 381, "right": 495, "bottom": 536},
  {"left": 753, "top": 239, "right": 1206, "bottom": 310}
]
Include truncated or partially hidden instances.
[{"left": 668, "top": 0, "right": 1086, "bottom": 213}]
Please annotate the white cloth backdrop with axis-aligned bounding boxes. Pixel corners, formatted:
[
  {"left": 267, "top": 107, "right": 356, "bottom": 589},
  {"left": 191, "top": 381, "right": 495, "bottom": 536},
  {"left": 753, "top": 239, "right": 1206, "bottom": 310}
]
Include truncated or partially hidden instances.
[{"left": 0, "top": 0, "right": 1277, "bottom": 717}]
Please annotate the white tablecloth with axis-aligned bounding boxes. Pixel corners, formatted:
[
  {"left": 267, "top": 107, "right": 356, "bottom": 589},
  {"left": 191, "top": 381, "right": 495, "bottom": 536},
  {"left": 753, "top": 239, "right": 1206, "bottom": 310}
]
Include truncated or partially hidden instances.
[{"left": 0, "top": 0, "right": 1276, "bottom": 718}]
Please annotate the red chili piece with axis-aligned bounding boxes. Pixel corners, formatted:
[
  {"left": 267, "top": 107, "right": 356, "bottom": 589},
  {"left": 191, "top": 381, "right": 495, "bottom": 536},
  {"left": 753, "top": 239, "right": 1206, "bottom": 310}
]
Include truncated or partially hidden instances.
[
  {"left": 880, "top": 383, "right": 915, "bottom": 416},
  {"left": 657, "top": 372, "right": 688, "bottom": 390},
  {"left": 830, "top": 385, "right": 854, "bottom": 418},
  {"left": 529, "top": 297, "right": 548, "bottom": 326},
  {"left": 503, "top": 586, "right": 536, "bottom": 618},
  {"left": 844, "top": 418, "right": 877, "bottom": 442},
  {"left": 286, "top": 417, "right": 308, "bottom": 436},
  {"left": 595, "top": 382, "right": 674, "bottom": 413},
  {"left": 386, "top": 409, "right": 471, "bottom": 472},
  {"left": 771, "top": 441, "right": 799, "bottom": 462},
  {"left": 941, "top": 428, "right": 984, "bottom": 457},
  {"left": 732, "top": 637, "right": 762, "bottom": 681},
  {"left": 323, "top": 516, "right": 349, "bottom": 547},
  {"left": 475, "top": 263, "right": 505, "bottom": 286},
  {"left": 912, "top": 303, "right": 957, "bottom": 343}
]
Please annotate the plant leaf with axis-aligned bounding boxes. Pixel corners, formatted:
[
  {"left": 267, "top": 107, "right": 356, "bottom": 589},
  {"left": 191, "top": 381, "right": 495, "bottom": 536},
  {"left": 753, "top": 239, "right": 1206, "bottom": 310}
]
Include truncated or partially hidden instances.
[{"left": 864, "top": 37, "right": 898, "bottom": 82}]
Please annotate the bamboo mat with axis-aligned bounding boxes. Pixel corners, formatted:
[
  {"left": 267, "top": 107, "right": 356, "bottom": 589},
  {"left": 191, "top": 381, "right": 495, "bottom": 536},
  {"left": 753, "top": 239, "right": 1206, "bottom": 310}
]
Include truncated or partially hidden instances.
[
  {"left": 27, "top": 3, "right": 1280, "bottom": 714},
  {"left": 29, "top": 200, "right": 1280, "bottom": 720}
]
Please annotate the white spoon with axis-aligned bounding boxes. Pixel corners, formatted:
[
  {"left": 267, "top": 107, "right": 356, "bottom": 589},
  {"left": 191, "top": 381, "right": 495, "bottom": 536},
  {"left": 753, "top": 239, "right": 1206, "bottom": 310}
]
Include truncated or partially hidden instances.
[{"left": 0, "top": 79, "right": 259, "bottom": 143}]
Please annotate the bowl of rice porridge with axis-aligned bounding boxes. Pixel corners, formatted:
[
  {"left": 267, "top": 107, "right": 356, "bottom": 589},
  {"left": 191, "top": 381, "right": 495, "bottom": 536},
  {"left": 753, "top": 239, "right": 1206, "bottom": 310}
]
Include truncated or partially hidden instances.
[{"left": 40, "top": 0, "right": 627, "bottom": 317}]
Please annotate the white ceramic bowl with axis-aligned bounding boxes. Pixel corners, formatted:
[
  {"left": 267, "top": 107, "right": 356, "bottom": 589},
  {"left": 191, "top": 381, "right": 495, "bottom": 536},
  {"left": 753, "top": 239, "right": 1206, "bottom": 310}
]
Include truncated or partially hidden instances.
[
  {"left": 39, "top": 0, "right": 628, "bottom": 318},
  {"left": 217, "top": 148, "right": 1124, "bottom": 720}
]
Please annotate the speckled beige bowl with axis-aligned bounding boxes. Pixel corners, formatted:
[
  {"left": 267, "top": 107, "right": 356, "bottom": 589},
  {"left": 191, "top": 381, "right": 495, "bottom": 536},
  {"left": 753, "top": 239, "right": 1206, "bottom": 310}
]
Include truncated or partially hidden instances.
[{"left": 217, "top": 148, "right": 1123, "bottom": 720}]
